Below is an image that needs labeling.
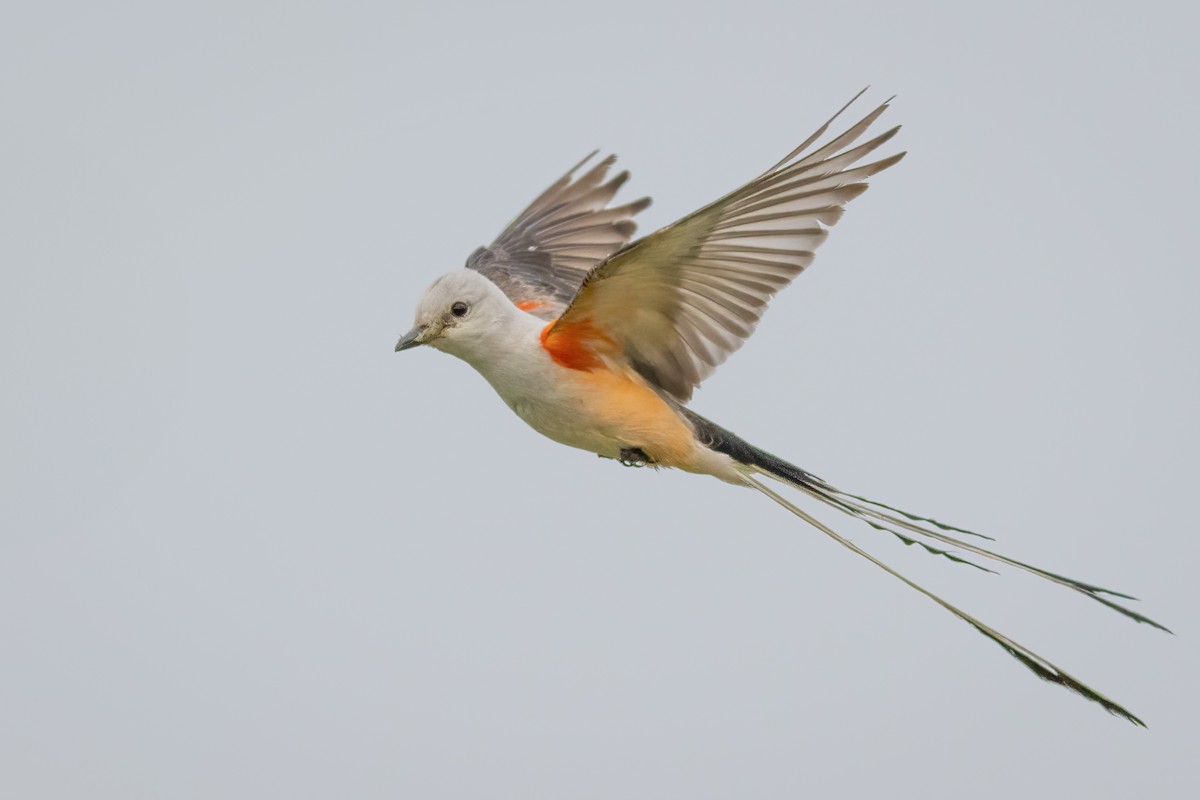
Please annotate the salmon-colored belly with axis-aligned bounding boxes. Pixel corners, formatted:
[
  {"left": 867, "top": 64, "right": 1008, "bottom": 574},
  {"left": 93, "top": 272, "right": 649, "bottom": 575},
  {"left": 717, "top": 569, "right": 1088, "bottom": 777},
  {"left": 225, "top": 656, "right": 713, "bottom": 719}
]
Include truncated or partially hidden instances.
[{"left": 507, "top": 366, "right": 697, "bottom": 467}]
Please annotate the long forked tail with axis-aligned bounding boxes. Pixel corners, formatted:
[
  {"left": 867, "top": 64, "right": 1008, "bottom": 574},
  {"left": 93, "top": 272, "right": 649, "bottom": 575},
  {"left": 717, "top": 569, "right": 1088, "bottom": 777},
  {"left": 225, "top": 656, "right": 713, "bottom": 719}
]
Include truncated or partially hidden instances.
[{"left": 680, "top": 408, "right": 1168, "bottom": 726}]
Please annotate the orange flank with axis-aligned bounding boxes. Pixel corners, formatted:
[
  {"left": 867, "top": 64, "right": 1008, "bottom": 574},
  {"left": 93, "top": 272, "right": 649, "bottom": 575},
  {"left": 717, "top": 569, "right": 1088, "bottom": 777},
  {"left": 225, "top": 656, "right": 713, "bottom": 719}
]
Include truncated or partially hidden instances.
[
  {"left": 575, "top": 363, "right": 699, "bottom": 470},
  {"left": 539, "top": 318, "right": 616, "bottom": 371},
  {"left": 515, "top": 299, "right": 545, "bottom": 312}
]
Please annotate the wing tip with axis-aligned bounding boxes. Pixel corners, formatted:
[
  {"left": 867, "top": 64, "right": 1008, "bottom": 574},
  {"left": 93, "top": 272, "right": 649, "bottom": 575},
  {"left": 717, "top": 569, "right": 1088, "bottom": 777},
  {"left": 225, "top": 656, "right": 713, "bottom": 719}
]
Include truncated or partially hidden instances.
[
  {"left": 628, "top": 195, "right": 653, "bottom": 213},
  {"left": 606, "top": 169, "right": 631, "bottom": 191},
  {"left": 569, "top": 149, "right": 602, "bottom": 175}
]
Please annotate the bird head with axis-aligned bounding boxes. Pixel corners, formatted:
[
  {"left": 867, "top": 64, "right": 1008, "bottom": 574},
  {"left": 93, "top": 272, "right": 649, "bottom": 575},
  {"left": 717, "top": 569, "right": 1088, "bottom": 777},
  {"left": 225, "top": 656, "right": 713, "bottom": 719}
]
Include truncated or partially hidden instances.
[{"left": 394, "top": 269, "right": 514, "bottom": 360}]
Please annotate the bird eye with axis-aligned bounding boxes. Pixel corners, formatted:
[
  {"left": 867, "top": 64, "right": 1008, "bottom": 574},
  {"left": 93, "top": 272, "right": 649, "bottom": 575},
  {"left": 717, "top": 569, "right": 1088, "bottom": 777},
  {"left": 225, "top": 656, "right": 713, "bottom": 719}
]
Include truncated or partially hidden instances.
[{"left": 451, "top": 301, "right": 469, "bottom": 317}]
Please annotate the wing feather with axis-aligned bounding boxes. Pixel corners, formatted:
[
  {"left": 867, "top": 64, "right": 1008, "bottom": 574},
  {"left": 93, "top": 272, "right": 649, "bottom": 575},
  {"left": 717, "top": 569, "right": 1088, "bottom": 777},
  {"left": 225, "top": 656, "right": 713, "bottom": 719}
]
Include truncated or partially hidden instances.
[
  {"left": 466, "top": 154, "right": 651, "bottom": 320},
  {"left": 548, "top": 93, "right": 905, "bottom": 400}
]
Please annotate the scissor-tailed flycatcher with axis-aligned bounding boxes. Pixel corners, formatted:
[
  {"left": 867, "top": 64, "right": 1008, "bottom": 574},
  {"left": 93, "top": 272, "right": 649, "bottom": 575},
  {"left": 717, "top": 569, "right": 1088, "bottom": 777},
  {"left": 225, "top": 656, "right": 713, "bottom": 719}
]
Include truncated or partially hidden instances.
[{"left": 394, "top": 91, "right": 1166, "bottom": 725}]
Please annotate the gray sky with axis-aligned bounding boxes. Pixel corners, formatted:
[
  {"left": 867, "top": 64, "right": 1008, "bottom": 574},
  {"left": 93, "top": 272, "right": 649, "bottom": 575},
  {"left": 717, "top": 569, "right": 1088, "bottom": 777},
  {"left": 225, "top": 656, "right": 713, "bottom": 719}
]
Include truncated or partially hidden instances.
[{"left": 2, "top": 1, "right": 1197, "bottom": 797}]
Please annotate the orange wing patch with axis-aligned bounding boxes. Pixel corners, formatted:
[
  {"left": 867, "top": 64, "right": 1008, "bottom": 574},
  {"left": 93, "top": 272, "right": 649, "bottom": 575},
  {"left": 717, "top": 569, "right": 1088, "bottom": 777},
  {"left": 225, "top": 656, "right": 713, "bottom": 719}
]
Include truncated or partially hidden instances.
[
  {"left": 540, "top": 318, "right": 616, "bottom": 371},
  {"left": 515, "top": 300, "right": 545, "bottom": 312}
]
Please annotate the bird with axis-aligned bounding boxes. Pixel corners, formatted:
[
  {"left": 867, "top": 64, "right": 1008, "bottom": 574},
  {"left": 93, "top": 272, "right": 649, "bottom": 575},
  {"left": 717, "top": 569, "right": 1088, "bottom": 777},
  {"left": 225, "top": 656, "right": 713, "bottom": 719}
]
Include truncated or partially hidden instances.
[{"left": 393, "top": 90, "right": 1167, "bottom": 725}]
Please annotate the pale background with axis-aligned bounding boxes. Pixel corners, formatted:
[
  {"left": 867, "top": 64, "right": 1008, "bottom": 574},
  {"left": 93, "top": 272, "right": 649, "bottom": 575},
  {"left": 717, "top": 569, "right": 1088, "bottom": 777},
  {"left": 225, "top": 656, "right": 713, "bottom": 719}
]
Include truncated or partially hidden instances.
[{"left": 2, "top": 1, "right": 1197, "bottom": 797}]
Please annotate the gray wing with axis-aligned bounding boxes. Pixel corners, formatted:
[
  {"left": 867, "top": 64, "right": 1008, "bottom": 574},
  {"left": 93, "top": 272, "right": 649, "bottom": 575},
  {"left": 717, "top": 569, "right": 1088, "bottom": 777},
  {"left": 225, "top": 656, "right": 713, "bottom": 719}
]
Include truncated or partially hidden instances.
[
  {"left": 466, "top": 152, "right": 651, "bottom": 320},
  {"left": 547, "top": 92, "right": 905, "bottom": 401}
]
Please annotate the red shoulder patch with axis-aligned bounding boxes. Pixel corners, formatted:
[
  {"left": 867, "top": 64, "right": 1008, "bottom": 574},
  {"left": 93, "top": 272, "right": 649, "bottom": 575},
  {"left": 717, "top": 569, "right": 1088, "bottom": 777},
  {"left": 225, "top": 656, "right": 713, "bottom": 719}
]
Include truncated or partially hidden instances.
[
  {"left": 539, "top": 318, "right": 614, "bottom": 371},
  {"left": 515, "top": 300, "right": 545, "bottom": 312}
]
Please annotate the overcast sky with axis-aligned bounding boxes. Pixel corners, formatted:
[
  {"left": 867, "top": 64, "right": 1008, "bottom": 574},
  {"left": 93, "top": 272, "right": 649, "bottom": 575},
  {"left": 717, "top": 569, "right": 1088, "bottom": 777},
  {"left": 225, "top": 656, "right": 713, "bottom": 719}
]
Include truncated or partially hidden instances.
[{"left": 2, "top": 1, "right": 1197, "bottom": 798}]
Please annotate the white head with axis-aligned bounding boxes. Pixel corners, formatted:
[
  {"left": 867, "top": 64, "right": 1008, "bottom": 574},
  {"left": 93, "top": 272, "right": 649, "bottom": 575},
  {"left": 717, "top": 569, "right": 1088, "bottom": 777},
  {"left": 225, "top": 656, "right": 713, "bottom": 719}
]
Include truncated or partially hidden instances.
[{"left": 394, "top": 270, "right": 518, "bottom": 363}]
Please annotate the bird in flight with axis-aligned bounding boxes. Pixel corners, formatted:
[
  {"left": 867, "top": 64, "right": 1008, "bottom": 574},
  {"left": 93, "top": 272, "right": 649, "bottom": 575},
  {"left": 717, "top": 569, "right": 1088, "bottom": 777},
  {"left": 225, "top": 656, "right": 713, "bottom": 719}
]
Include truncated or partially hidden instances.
[{"left": 394, "top": 91, "right": 1166, "bottom": 725}]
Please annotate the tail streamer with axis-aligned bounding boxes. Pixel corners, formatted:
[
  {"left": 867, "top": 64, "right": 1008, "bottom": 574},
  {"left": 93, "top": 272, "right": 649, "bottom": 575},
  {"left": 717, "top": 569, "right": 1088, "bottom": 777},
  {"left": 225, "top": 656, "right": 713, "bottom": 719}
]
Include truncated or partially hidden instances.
[
  {"left": 787, "top": 473, "right": 1170, "bottom": 632},
  {"left": 735, "top": 465, "right": 1148, "bottom": 726}
]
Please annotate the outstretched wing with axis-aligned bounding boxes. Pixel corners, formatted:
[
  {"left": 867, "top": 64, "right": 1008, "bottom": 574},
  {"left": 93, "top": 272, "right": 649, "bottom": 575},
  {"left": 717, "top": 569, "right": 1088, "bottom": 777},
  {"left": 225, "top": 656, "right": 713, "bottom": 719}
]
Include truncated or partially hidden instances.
[
  {"left": 545, "top": 91, "right": 905, "bottom": 401},
  {"left": 466, "top": 152, "right": 651, "bottom": 320}
]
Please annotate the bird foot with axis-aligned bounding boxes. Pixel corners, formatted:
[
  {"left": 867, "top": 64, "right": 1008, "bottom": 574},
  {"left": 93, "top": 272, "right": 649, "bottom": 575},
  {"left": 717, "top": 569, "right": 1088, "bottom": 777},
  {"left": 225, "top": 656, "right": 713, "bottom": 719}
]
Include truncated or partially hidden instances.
[{"left": 618, "top": 447, "right": 652, "bottom": 468}]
